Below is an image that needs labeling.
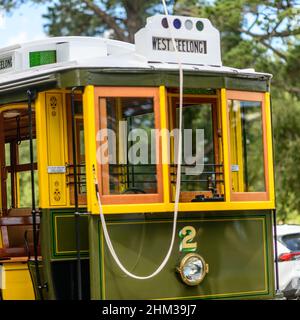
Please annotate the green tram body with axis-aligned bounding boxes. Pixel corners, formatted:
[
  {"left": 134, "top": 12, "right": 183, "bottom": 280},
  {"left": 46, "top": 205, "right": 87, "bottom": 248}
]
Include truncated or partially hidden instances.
[{"left": 0, "top": 15, "right": 276, "bottom": 300}]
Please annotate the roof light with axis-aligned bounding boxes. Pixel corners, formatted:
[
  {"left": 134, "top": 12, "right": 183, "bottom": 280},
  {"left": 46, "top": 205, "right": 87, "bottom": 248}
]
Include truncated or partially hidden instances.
[
  {"left": 173, "top": 18, "right": 182, "bottom": 29},
  {"left": 162, "top": 17, "right": 169, "bottom": 28},
  {"left": 185, "top": 19, "right": 193, "bottom": 30},
  {"left": 196, "top": 21, "right": 204, "bottom": 31}
]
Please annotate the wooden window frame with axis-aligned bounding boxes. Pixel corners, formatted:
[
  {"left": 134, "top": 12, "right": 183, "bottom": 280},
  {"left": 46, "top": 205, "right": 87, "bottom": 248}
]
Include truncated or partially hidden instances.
[
  {"left": 0, "top": 108, "right": 38, "bottom": 213},
  {"left": 227, "top": 90, "right": 269, "bottom": 202},
  {"left": 168, "top": 95, "right": 222, "bottom": 202},
  {"left": 94, "top": 87, "right": 163, "bottom": 205}
]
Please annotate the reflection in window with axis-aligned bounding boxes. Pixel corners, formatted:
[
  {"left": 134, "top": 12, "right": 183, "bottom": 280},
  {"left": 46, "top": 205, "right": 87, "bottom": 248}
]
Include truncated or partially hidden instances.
[
  {"left": 170, "top": 99, "right": 223, "bottom": 202},
  {"left": 228, "top": 100, "right": 265, "bottom": 192},
  {"left": 177, "top": 103, "right": 215, "bottom": 192},
  {"left": 99, "top": 97, "right": 157, "bottom": 195},
  {"left": 5, "top": 140, "right": 39, "bottom": 210}
]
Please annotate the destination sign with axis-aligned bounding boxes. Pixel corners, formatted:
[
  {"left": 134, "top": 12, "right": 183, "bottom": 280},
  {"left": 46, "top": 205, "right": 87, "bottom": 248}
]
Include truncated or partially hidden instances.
[
  {"left": 152, "top": 37, "right": 207, "bottom": 54},
  {"left": 135, "top": 15, "right": 222, "bottom": 66},
  {"left": 0, "top": 56, "right": 13, "bottom": 71}
]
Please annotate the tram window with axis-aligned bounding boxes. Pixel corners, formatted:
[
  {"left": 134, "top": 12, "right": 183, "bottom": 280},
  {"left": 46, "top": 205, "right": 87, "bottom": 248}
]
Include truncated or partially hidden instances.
[
  {"left": 5, "top": 139, "right": 39, "bottom": 210},
  {"left": 18, "top": 171, "right": 39, "bottom": 207},
  {"left": 95, "top": 87, "right": 163, "bottom": 204},
  {"left": 67, "top": 96, "right": 87, "bottom": 205},
  {"left": 227, "top": 91, "right": 268, "bottom": 201},
  {"left": 169, "top": 96, "right": 224, "bottom": 202},
  {"left": 18, "top": 139, "right": 37, "bottom": 164},
  {"left": 101, "top": 98, "right": 156, "bottom": 194},
  {"left": 0, "top": 108, "right": 39, "bottom": 213}
]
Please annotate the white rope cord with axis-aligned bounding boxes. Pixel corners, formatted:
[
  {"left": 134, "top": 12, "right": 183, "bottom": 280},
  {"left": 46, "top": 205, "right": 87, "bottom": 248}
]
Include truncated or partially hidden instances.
[{"left": 95, "top": 0, "right": 184, "bottom": 280}]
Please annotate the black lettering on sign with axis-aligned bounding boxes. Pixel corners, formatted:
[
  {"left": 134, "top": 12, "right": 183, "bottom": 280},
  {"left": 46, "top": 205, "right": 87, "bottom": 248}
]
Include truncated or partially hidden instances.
[
  {"left": 0, "top": 56, "right": 13, "bottom": 71},
  {"left": 152, "top": 37, "right": 207, "bottom": 54}
]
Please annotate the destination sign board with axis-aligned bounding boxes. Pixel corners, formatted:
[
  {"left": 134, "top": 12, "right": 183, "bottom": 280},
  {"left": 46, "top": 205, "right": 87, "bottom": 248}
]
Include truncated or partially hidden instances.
[
  {"left": 0, "top": 56, "right": 13, "bottom": 72},
  {"left": 135, "top": 15, "right": 222, "bottom": 66},
  {"left": 152, "top": 37, "right": 207, "bottom": 54}
]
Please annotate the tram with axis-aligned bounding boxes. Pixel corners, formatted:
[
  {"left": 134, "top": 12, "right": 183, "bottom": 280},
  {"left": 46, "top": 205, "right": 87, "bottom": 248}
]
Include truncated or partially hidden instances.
[{"left": 0, "top": 14, "right": 277, "bottom": 300}]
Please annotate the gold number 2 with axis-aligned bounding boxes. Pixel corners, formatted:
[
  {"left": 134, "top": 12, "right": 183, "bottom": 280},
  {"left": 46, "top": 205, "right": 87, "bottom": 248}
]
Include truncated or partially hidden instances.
[{"left": 179, "top": 226, "right": 197, "bottom": 252}]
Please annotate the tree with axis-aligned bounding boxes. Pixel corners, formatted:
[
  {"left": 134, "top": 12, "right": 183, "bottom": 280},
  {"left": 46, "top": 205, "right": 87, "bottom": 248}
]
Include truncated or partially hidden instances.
[{"left": 0, "top": 0, "right": 176, "bottom": 43}]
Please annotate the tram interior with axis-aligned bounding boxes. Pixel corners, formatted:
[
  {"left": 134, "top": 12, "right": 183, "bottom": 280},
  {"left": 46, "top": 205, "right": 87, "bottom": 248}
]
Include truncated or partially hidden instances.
[{"left": 0, "top": 107, "right": 38, "bottom": 259}]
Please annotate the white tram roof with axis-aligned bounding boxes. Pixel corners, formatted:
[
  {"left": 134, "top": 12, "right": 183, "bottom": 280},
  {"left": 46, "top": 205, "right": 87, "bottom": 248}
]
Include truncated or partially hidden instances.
[{"left": 0, "top": 15, "right": 272, "bottom": 89}]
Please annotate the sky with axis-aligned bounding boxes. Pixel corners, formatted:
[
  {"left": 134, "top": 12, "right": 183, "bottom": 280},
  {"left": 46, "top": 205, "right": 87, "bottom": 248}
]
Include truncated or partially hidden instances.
[{"left": 0, "top": 3, "right": 47, "bottom": 48}]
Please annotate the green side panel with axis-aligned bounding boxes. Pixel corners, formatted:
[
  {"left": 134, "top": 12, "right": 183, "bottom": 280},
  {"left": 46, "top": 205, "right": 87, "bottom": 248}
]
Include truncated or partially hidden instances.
[
  {"left": 0, "top": 83, "right": 58, "bottom": 106},
  {"left": 40, "top": 209, "right": 56, "bottom": 299},
  {"left": 89, "top": 215, "right": 102, "bottom": 300},
  {"left": 89, "top": 211, "right": 275, "bottom": 300},
  {"left": 51, "top": 211, "right": 89, "bottom": 259},
  {"left": 27, "top": 260, "right": 48, "bottom": 300},
  {"left": 225, "top": 77, "right": 268, "bottom": 92},
  {"left": 0, "top": 91, "right": 28, "bottom": 105},
  {"left": 40, "top": 209, "right": 90, "bottom": 300}
]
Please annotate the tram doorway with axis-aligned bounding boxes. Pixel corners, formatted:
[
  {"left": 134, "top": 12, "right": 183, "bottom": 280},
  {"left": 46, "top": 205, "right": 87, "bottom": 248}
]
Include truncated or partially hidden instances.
[{"left": 0, "top": 105, "right": 39, "bottom": 262}]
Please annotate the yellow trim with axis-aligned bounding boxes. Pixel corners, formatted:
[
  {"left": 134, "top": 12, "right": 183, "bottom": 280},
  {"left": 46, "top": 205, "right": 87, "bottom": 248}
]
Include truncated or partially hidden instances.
[
  {"left": 265, "top": 93, "right": 275, "bottom": 202},
  {"left": 228, "top": 99, "right": 245, "bottom": 192},
  {"left": 159, "top": 86, "right": 170, "bottom": 204},
  {"left": 97, "top": 201, "right": 275, "bottom": 214},
  {"left": 35, "top": 92, "right": 49, "bottom": 208},
  {"left": 220, "top": 89, "right": 231, "bottom": 202},
  {"left": 83, "top": 85, "right": 98, "bottom": 213},
  {"left": 87, "top": 87, "right": 275, "bottom": 214},
  {"left": 100, "top": 217, "right": 269, "bottom": 300},
  {"left": 46, "top": 93, "right": 67, "bottom": 206}
]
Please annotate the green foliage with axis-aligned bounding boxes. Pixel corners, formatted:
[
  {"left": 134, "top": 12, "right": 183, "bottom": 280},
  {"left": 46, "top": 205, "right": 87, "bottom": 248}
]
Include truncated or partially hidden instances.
[{"left": 175, "top": 0, "right": 300, "bottom": 223}]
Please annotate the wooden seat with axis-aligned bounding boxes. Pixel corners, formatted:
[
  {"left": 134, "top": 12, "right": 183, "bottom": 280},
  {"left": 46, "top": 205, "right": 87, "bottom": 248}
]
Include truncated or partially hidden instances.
[
  {"left": 0, "top": 215, "right": 40, "bottom": 260},
  {"left": 7, "top": 208, "right": 32, "bottom": 217}
]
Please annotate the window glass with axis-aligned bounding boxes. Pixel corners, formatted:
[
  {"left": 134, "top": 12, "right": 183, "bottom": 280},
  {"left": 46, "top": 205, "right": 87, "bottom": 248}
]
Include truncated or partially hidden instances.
[
  {"left": 176, "top": 103, "right": 215, "bottom": 192},
  {"left": 228, "top": 100, "right": 265, "bottom": 192},
  {"left": 18, "top": 171, "right": 39, "bottom": 208},
  {"left": 5, "top": 143, "right": 10, "bottom": 166},
  {"left": 170, "top": 98, "right": 223, "bottom": 202},
  {"left": 6, "top": 172, "right": 11, "bottom": 208},
  {"left": 18, "top": 139, "right": 37, "bottom": 164},
  {"left": 99, "top": 97, "right": 157, "bottom": 195}
]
